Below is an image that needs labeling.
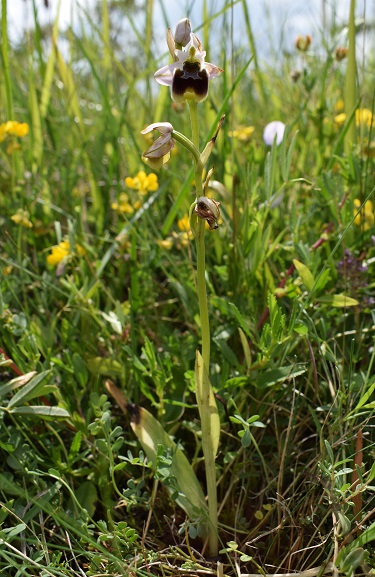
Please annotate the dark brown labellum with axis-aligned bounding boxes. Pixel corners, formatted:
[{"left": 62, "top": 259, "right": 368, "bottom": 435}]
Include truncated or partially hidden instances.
[{"left": 172, "top": 65, "right": 209, "bottom": 102}]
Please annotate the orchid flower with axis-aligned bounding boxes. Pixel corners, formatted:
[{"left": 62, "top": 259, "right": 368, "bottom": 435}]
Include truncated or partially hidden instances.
[
  {"left": 141, "top": 122, "right": 175, "bottom": 170},
  {"left": 154, "top": 33, "right": 223, "bottom": 103}
]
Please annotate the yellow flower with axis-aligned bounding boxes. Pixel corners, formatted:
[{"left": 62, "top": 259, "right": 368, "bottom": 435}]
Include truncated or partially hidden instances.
[
  {"left": 157, "top": 238, "right": 173, "bottom": 250},
  {"left": 10, "top": 209, "right": 33, "bottom": 228},
  {"left": 3, "top": 265, "right": 13, "bottom": 276},
  {"left": 173, "top": 230, "right": 192, "bottom": 247},
  {"left": 334, "top": 108, "right": 374, "bottom": 128},
  {"left": 125, "top": 171, "right": 158, "bottom": 195},
  {"left": 0, "top": 121, "right": 29, "bottom": 138},
  {"left": 334, "top": 113, "right": 346, "bottom": 126},
  {"left": 353, "top": 198, "right": 374, "bottom": 230},
  {"left": 111, "top": 192, "right": 134, "bottom": 214},
  {"left": 177, "top": 214, "right": 190, "bottom": 232},
  {"left": 47, "top": 241, "right": 70, "bottom": 266},
  {"left": 334, "top": 99, "right": 345, "bottom": 113},
  {"left": 46, "top": 240, "right": 85, "bottom": 266},
  {"left": 228, "top": 125, "right": 255, "bottom": 142},
  {"left": 12, "top": 122, "right": 29, "bottom": 137},
  {"left": 356, "top": 108, "right": 373, "bottom": 127}
]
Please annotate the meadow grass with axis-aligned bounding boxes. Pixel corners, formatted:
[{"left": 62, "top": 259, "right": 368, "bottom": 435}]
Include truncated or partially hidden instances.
[{"left": 0, "top": 0, "right": 375, "bottom": 575}]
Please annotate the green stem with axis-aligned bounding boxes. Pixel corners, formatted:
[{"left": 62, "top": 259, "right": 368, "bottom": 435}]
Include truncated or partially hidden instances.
[
  {"left": 1, "top": 0, "right": 20, "bottom": 188},
  {"left": 188, "top": 100, "right": 218, "bottom": 557},
  {"left": 344, "top": 0, "right": 357, "bottom": 155},
  {"left": 188, "top": 100, "right": 210, "bottom": 369},
  {"left": 172, "top": 129, "right": 202, "bottom": 166},
  {"left": 1, "top": 0, "right": 13, "bottom": 120}
]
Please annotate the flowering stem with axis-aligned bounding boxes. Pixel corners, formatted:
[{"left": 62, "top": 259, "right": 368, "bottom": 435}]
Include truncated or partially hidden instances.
[
  {"left": 188, "top": 100, "right": 218, "bottom": 557},
  {"left": 171, "top": 130, "right": 202, "bottom": 168}
]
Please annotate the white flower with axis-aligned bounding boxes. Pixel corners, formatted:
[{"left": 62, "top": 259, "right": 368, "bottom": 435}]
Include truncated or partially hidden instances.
[
  {"left": 263, "top": 121, "right": 286, "bottom": 146},
  {"left": 154, "top": 33, "right": 223, "bottom": 103}
]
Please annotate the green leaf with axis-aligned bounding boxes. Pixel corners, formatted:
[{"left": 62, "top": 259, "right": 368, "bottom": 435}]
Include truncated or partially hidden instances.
[
  {"left": 8, "top": 406, "right": 70, "bottom": 418},
  {"left": 0, "top": 371, "right": 37, "bottom": 400},
  {"left": 7, "top": 371, "right": 51, "bottom": 408},
  {"left": 86, "top": 357, "right": 123, "bottom": 377},
  {"left": 195, "top": 350, "right": 221, "bottom": 459},
  {"left": 293, "top": 259, "right": 315, "bottom": 291},
  {"left": 317, "top": 294, "right": 359, "bottom": 307},
  {"left": 324, "top": 439, "right": 334, "bottom": 463},
  {"left": 256, "top": 365, "right": 306, "bottom": 388},
  {"left": 238, "top": 328, "right": 251, "bottom": 371},
  {"left": 293, "top": 322, "right": 308, "bottom": 335},
  {"left": 130, "top": 405, "right": 207, "bottom": 522}
]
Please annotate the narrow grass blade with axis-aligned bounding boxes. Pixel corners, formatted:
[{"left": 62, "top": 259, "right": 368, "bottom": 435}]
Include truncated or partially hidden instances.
[{"left": 344, "top": 0, "right": 357, "bottom": 154}]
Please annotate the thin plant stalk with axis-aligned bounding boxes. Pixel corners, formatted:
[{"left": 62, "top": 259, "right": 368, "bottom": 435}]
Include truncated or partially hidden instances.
[
  {"left": 1, "top": 0, "right": 13, "bottom": 120},
  {"left": 188, "top": 100, "right": 218, "bottom": 557},
  {"left": 344, "top": 0, "right": 357, "bottom": 155},
  {"left": 1, "top": 0, "right": 21, "bottom": 187},
  {"left": 188, "top": 101, "right": 210, "bottom": 369}
]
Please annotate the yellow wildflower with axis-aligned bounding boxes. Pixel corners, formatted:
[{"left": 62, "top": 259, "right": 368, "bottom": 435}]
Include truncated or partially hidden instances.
[
  {"left": 334, "top": 108, "right": 374, "bottom": 128},
  {"left": 3, "top": 265, "right": 13, "bottom": 276},
  {"left": 356, "top": 108, "right": 373, "bottom": 127},
  {"left": 334, "top": 113, "right": 346, "bottom": 126},
  {"left": 353, "top": 198, "right": 374, "bottom": 230},
  {"left": 0, "top": 121, "right": 29, "bottom": 139},
  {"left": 228, "top": 125, "right": 255, "bottom": 142},
  {"left": 172, "top": 230, "right": 192, "bottom": 248},
  {"left": 111, "top": 192, "right": 134, "bottom": 214},
  {"left": 47, "top": 241, "right": 70, "bottom": 266},
  {"left": 177, "top": 214, "right": 190, "bottom": 232},
  {"left": 10, "top": 209, "right": 32, "bottom": 228},
  {"left": 47, "top": 240, "right": 85, "bottom": 266},
  {"left": 157, "top": 238, "right": 173, "bottom": 250},
  {"left": 9, "top": 122, "right": 29, "bottom": 137},
  {"left": 125, "top": 171, "right": 158, "bottom": 195},
  {"left": 334, "top": 99, "right": 345, "bottom": 113}
]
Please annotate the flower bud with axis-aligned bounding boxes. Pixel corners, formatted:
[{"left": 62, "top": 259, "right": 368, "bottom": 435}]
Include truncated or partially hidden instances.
[
  {"left": 335, "top": 47, "right": 348, "bottom": 61},
  {"left": 195, "top": 196, "right": 221, "bottom": 230},
  {"left": 290, "top": 70, "right": 301, "bottom": 83},
  {"left": 174, "top": 18, "right": 191, "bottom": 47},
  {"left": 295, "top": 34, "right": 311, "bottom": 52}
]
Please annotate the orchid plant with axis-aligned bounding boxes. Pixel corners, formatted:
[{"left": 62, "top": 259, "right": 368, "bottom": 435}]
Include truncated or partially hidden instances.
[{"left": 137, "top": 19, "right": 224, "bottom": 557}]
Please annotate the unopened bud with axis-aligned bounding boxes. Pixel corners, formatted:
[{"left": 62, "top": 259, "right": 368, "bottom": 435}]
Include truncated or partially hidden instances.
[
  {"left": 335, "top": 47, "right": 348, "bottom": 61},
  {"left": 174, "top": 18, "right": 191, "bottom": 47},
  {"left": 290, "top": 70, "right": 301, "bottom": 82},
  {"left": 295, "top": 34, "right": 311, "bottom": 52}
]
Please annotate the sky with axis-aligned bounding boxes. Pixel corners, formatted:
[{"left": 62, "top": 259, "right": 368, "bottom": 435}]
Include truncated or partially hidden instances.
[{"left": 3, "top": 0, "right": 370, "bottom": 58}]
